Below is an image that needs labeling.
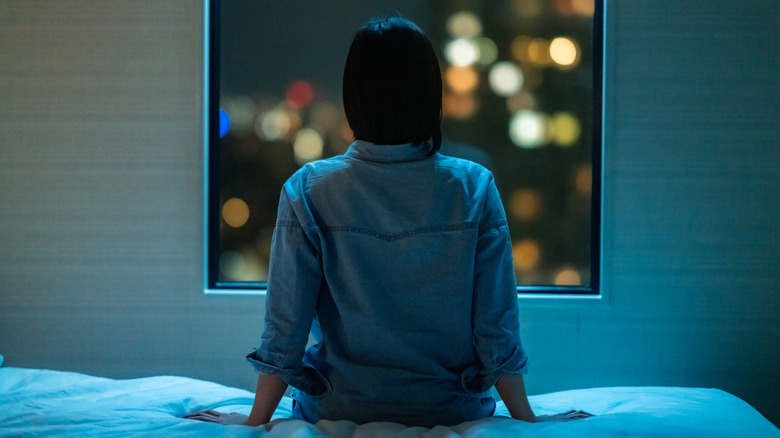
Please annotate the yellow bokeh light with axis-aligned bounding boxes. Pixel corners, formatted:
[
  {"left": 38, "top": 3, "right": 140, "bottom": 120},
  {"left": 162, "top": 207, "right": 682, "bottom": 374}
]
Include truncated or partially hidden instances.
[
  {"left": 446, "top": 66, "right": 479, "bottom": 94},
  {"left": 549, "top": 37, "right": 580, "bottom": 68},
  {"left": 340, "top": 120, "right": 354, "bottom": 143},
  {"left": 446, "top": 11, "right": 482, "bottom": 38},
  {"left": 293, "top": 128, "right": 324, "bottom": 165},
  {"left": 554, "top": 267, "right": 582, "bottom": 285},
  {"left": 219, "top": 249, "right": 267, "bottom": 282},
  {"left": 551, "top": 112, "right": 581, "bottom": 146},
  {"left": 572, "top": 0, "right": 595, "bottom": 16},
  {"left": 511, "top": 36, "right": 532, "bottom": 62},
  {"left": 513, "top": 239, "right": 541, "bottom": 271},
  {"left": 552, "top": 0, "right": 595, "bottom": 16},
  {"left": 574, "top": 164, "right": 592, "bottom": 196},
  {"left": 509, "top": 189, "right": 542, "bottom": 221},
  {"left": 443, "top": 92, "right": 478, "bottom": 120},
  {"left": 222, "top": 198, "right": 250, "bottom": 228},
  {"left": 528, "top": 38, "right": 552, "bottom": 65},
  {"left": 553, "top": 0, "right": 576, "bottom": 16}
]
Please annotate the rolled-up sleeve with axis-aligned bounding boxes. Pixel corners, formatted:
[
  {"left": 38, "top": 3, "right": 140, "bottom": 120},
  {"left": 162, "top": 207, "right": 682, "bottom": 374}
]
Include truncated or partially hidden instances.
[
  {"left": 462, "top": 175, "right": 529, "bottom": 394},
  {"left": 246, "top": 173, "right": 332, "bottom": 397}
]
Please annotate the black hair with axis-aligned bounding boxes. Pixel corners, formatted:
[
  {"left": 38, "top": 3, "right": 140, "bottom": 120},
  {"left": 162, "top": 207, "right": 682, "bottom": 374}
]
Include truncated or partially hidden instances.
[{"left": 343, "top": 17, "right": 442, "bottom": 151}]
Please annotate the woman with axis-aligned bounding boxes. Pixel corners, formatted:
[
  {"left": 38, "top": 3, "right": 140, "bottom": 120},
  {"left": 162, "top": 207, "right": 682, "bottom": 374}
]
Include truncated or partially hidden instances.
[{"left": 188, "top": 16, "right": 590, "bottom": 427}]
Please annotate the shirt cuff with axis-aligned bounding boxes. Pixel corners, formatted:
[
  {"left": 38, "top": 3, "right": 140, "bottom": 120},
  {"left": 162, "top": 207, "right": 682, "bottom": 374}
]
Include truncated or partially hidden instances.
[
  {"left": 460, "top": 346, "right": 529, "bottom": 394},
  {"left": 246, "top": 349, "right": 332, "bottom": 397}
]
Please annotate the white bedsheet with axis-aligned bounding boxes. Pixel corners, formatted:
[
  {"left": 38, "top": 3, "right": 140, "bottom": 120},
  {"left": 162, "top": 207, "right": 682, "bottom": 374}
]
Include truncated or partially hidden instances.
[{"left": 0, "top": 366, "right": 777, "bottom": 437}]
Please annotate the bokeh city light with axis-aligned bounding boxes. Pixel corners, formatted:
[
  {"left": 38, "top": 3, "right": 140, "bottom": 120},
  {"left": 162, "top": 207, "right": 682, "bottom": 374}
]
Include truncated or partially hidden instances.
[{"left": 217, "top": 2, "right": 596, "bottom": 286}]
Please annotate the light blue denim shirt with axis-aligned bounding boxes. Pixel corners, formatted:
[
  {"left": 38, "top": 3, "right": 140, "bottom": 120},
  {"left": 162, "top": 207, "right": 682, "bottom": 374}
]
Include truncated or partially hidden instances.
[{"left": 247, "top": 140, "right": 528, "bottom": 427}]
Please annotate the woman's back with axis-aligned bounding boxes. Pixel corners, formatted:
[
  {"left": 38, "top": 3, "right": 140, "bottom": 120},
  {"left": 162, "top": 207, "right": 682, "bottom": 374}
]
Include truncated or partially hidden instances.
[
  {"left": 256, "top": 140, "right": 528, "bottom": 426},
  {"left": 190, "top": 16, "right": 589, "bottom": 429}
]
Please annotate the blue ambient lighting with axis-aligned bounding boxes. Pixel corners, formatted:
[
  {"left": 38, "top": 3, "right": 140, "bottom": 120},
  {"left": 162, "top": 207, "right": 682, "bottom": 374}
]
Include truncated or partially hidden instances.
[{"left": 219, "top": 109, "right": 230, "bottom": 138}]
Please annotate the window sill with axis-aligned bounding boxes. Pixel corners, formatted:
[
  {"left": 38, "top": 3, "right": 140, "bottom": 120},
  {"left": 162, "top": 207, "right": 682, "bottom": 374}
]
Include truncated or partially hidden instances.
[{"left": 204, "top": 287, "right": 605, "bottom": 305}]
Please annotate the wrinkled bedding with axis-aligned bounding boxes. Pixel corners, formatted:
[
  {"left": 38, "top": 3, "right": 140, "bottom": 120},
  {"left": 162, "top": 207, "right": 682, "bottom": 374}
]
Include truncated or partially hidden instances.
[{"left": 1, "top": 366, "right": 777, "bottom": 437}]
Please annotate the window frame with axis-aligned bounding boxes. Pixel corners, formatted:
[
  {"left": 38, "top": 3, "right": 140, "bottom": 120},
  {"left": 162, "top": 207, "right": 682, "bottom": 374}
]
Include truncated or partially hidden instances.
[{"left": 203, "top": 0, "right": 604, "bottom": 296}]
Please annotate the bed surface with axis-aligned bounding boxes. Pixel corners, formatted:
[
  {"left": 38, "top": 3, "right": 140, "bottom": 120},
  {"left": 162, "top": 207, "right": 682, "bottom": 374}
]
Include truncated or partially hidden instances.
[{"left": 1, "top": 365, "right": 777, "bottom": 437}]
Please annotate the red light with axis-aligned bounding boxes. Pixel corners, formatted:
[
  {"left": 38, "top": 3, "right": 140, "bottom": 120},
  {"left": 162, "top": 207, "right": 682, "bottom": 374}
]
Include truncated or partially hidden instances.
[{"left": 285, "top": 80, "right": 315, "bottom": 109}]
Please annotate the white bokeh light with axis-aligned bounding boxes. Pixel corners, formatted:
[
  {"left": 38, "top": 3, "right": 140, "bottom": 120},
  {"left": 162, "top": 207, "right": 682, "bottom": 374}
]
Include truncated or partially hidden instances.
[
  {"left": 489, "top": 62, "right": 524, "bottom": 97},
  {"left": 445, "top": 38, "right": 480, "bottom": 67},
  {"left": 256, "top": 108, "right": 292, "bottom": 141},
  {"left": 509, "top": 110, "right": 547, "bottom": 148}
]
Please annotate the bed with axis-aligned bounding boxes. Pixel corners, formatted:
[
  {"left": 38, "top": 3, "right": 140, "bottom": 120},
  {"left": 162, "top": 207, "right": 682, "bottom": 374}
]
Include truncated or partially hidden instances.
[{"left": 1, "top": 357, "right": 777, "bottom": 437}]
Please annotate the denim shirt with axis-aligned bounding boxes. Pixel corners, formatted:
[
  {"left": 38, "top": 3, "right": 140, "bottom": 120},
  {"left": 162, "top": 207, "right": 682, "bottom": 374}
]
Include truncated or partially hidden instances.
[{"left": 247, "top": 140, "right": 528, "bottom": 427}]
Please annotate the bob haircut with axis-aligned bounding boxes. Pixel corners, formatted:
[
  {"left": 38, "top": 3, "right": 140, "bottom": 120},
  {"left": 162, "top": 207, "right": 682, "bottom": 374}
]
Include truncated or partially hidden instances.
[{"left": 343, "top": 17, "right": 443, "bottom": 151}]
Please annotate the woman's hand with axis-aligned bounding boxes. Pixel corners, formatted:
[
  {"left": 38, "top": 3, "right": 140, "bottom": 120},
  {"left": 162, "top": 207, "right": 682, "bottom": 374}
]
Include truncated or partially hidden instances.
[
  {"left": 184, "top": 410, "right": 249, "bottom": 425},
  {"left": 535, "top": 410, "right": 593, "bottom": 422}
]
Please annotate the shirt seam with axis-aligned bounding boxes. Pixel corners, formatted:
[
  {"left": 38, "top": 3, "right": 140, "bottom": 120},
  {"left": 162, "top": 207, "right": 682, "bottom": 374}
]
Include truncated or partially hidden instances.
[
  {"left": 276, "top": 218, "right": 302, "bottom": 228},
  {"left": 277, "top": 218, "right": 321, "bottom": 235},
  {"left": 322, "top": 223, "right": 478, "bottom": 241},
  {"left": 478, "top": 219, "right": 508, "bottom": 235}
]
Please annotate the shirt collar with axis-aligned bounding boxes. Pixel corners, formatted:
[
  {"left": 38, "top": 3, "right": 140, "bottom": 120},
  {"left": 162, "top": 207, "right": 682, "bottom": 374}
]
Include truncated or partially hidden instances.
[{"left": 345, "top": 140, "right": 434, "bottom": 163}]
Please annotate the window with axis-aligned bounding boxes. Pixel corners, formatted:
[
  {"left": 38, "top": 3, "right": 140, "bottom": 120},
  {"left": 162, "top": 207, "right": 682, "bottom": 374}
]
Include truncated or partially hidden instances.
[{"left": 205, "top": 0, "right": 602, "bottom": 294}]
